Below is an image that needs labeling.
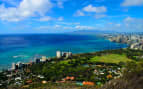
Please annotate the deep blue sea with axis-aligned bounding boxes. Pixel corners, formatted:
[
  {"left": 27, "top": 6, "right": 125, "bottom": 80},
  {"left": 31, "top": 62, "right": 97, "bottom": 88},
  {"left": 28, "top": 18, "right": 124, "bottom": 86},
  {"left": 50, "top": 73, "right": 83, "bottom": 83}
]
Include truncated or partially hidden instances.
[{"left": 0, "top": 34, "right": 127, "bottom": 70}]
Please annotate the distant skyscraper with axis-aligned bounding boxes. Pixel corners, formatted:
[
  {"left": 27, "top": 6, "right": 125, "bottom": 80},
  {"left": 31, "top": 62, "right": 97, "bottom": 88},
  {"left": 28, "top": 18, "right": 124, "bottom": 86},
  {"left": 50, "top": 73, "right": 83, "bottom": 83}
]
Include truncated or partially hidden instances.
[
  {"left": 56, "top": 51, "right": 61, "bottom": 58},
  {"left": 40, "top": 56, "right": 47, "bottom": 62},
  {"left": 62, "top": 52, "right": 72, "bottom": 58},
  {"left": 36, "top": 59, "right": 40, "bottom": 63},
  {"left": 11, "top": 63, "right": 16, "bottom": 70},
  {"left": 68, "top": 52, "right": 72, "bottom": 57},
  {"left": 17, "top": 62, "right": 23, "bottom": 69},
  {"left": 65, "top": 52, "right": 72, "bottom": 58}
]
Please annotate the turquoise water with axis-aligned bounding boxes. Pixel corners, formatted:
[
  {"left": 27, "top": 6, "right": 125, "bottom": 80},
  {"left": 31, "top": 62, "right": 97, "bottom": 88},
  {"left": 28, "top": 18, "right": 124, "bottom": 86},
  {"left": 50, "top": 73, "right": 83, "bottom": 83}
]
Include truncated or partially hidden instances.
[{"left": 0, "top": 34, "right": 127, "bottom": 70}]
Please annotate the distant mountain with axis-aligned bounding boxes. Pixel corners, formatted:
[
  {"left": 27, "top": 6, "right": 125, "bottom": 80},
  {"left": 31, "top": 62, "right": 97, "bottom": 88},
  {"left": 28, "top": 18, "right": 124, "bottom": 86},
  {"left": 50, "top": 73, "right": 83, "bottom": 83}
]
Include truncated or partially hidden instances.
[{"left": 69, "top": 30, "right": 117, "bottom": 35}]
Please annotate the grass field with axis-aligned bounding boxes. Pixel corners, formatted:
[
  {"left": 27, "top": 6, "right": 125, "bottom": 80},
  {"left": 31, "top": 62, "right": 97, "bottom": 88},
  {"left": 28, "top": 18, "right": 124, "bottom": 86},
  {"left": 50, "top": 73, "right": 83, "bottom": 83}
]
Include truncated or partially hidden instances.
[
  {"left": 89, "top": 54, "right": 132, "bottom": 64},
  {"left": 59, "top": 60, "right": 71, "bottom": 64}
]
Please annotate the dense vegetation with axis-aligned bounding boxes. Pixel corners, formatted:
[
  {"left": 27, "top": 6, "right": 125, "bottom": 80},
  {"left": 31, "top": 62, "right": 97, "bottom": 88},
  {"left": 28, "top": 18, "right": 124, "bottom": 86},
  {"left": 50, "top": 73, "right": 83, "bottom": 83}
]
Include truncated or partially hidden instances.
[
  {"left": 0, "top": 72, "right": 7, "bottom": 87},
  {"left": 0, "top": 72, "right": 7, "bottom": 81},
  {"left": 24, "top": 49, "right": 143, "bottom": 87},
  {"left": 30, "top": 57, "right": 96, "bottom": 82},
  {"left": 1, "top": 48, "right": 143, "bottom": 89},
  {"left": 100, "top": 61, "right": 143, "bottom": 89}
]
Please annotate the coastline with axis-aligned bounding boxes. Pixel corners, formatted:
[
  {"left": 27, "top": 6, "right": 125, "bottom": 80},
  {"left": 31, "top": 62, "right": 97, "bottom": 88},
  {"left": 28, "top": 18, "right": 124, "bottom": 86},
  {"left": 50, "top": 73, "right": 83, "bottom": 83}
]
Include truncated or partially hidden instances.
[
  {"left": 0, "top": 34, "right": 128, "bottom": 72},
  {"left": 103, "top": 33, "right": 143, "bottom": 50},
  {"left": 0, "top": 47, "right": 128, "bottom": 72},
  {"left": 1, "top": 47, "right": 141, "bottom": 88}
]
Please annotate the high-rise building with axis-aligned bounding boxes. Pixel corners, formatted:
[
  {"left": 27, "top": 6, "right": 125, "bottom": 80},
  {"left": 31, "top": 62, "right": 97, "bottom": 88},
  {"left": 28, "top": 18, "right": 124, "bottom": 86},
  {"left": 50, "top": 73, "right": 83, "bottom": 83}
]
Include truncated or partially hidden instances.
[
  {"left": 11, "top": 63, "right": 16, "bottom": 70},
  {"left": 62, "top": 52, "right": 72, "bottom": 58},
  {"left": 36, "top": 59, "right": 40, "bottom": 63},
  {"left": 68, "top": 52, "right": 72, "bottom": 57},
  {"left": 56, "top": 51, "right": 61, "bottom": 58},
  {"left": 17, "top": 62, "right": 23, "bottom": 69},
  {"left": 40, "top": 56, "right": 47, "bottom": 62}
]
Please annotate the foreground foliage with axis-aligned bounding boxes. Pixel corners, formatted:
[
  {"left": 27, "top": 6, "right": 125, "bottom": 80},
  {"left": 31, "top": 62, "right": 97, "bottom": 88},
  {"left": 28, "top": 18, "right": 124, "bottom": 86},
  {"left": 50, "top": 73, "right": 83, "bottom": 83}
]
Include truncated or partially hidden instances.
[{"left": 100, "top": 61, "right": 143, "bottom": 89}]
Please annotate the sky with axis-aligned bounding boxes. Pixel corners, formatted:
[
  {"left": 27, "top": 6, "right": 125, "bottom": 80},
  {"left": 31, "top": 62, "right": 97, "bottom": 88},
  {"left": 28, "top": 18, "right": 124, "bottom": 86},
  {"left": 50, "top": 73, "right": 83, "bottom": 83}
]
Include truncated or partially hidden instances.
[{"left": 0, "top": 0, "right": 143, "bottom": 34}]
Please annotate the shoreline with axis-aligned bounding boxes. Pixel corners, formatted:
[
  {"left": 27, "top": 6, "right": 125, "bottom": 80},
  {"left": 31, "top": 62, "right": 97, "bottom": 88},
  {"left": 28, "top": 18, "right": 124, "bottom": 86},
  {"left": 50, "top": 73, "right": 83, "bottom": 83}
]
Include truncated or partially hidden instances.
[
  {"left": 0, "top": 47, "right": 128, "bottom": 72},
  {"left": 1, "top": 47, "right": 140, "bottom": 88},
  {"left": 0, "top": 34, "right": 129, "bottom": 72},
  {"left": 103, "top": 33, "right": 143, "bottom": 50}
]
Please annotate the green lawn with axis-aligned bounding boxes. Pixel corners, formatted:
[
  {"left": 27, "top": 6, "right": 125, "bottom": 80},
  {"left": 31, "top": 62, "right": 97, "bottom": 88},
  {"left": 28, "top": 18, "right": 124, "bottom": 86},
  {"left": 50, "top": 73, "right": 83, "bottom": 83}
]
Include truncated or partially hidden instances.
[
  {"left": 59, "top": 60, "right": 71, "bottom": 64},
  {"left": 89, "top": 54, "right": 132, "bottom": 64}
]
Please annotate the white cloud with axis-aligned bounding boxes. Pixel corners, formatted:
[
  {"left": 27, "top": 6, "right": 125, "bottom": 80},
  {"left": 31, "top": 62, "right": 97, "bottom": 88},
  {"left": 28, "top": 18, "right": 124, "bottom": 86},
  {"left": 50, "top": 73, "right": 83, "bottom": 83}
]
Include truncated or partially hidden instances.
[
  {"left": 123, "top": 17, "right": 143, "bottom": 31},
  {"left": 57, "top": 1, "right": 64, "bottom": 8},
  {"left": 83, "top": 5, "right": 107, "bottom": 13},
  {"left": 75, "top": 25, "right": 95, "bottom": 30},
  {"left": 124, "top": 17, "right": 133, "bottom": 22},
  {"left": 0, "top": 0, "right": 53, "bottom": 21},
  {"left": 102, "top": 17, "right": 143, "bottom": 31},
  {"left": 57, "top": 22, "right": 80, "bottom": 25},
  {"left": 55, "top": 25, "right": 61, "bottom": 28},
  {"left": 37, "top": 17, "right": 143, "bottom": 32},
  {"left": 63, "top": 27, "right": 74, "bottom": 30},
  {"left": 124, "top": 17, "right": 143, "bottom": 30},
  {"left": 36, "top": 24, "right": 96, "bottom": 31},
  {"left": 115, "top": 24, "right": 121, "bottom": 27},
  {"left": 74, "top": 10, "right": 85, "bottom": 16},
  {"left": 95, "top": 14, "right": 106, "bottom": 19},
  {"left": 121, "top": 0, "right": 143, "bottom": 6},
  {"left": 58, "top": 17, "right": 64, "bottom": 21},
  {"left": 74, "top": 4, "right": 107, "bottom": 18},
  {"left": 55, "top": 0, "right": 67, "bottom": 8},
  {"left": 37, "top": 25, "right": 73, "bottom": 30},
  {"left": 39, "top": 16, "right": 63, "bottom": 22},
  {"left": 39, "top": 16, "right": 52, "bottom": 21},
  {"left": 37, "top": 26, "right": 51, "bottom": 30}
]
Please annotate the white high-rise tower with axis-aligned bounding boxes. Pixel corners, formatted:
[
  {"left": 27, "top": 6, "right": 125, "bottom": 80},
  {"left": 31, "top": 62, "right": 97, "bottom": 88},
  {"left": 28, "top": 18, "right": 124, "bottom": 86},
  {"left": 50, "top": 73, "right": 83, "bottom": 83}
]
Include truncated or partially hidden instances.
[
  {"left": 11, "top": 63, "right": 16, "bottom": 70},
  {"left": 56, "top": 51, "right": 61, "bottom": 58}
]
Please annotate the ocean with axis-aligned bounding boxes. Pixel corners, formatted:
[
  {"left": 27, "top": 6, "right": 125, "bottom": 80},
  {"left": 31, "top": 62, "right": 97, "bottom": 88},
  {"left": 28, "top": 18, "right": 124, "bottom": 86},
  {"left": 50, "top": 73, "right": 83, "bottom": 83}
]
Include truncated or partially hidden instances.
[{"left": 0, "top": 34, "right": 127, "bottom": 70}]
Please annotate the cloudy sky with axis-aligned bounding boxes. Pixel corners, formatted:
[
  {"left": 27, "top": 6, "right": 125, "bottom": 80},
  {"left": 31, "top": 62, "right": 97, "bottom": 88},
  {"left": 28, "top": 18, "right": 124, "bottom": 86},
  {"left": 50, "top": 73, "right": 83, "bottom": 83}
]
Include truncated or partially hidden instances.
[{"left": 0, "top": 0, "right": 143, "bottom": 34}]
